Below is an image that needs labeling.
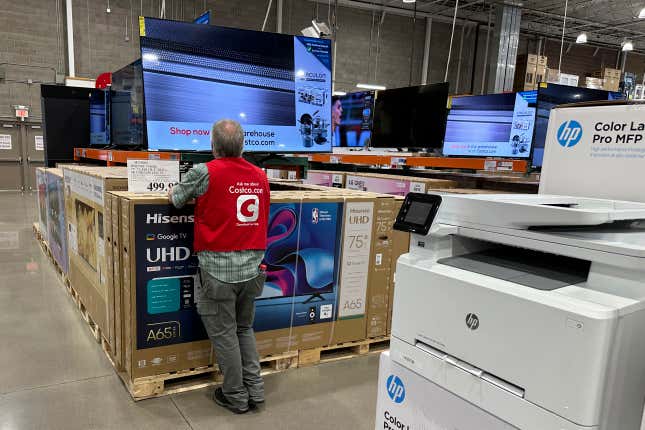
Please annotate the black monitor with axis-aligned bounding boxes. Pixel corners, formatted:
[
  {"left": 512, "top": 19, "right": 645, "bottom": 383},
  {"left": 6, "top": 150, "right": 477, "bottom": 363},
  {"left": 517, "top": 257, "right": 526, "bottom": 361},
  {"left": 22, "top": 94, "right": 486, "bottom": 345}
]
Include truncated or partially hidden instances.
[
  {"left": 532, "top": 83, "right": 623, "bottom": 167},
  {"left": 110, "top": 60, "right": 146, "bottom": 148},
  {"left": 371, "top": 82, "right": 450, "bottom": 149},
  {"left": 41, "top": 85, "right": 91, "bottom": 167}
]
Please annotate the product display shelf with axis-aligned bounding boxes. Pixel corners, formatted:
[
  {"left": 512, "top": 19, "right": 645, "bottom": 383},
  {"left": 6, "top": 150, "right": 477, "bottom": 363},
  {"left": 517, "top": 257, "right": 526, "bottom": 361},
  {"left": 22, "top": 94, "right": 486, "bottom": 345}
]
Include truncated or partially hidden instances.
[
  {"left": 305, "top": 153, "right": 529, "bottom": 173},
  {"left": 74, "top": 148, "right": 181, "bottom": 166}
]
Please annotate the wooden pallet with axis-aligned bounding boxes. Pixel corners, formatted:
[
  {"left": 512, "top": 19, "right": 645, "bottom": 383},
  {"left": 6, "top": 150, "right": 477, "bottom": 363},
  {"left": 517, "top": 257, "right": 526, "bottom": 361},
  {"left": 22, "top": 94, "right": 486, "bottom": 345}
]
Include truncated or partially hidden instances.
[
  {"left": 298, "top": 336, "right": 390, "bottom": 367},
  {"left": 33, "top": 223, "right": 106, "bottom": 348},
  {"left": 122, "top": 349, "right": 300, "bottom": 401}
]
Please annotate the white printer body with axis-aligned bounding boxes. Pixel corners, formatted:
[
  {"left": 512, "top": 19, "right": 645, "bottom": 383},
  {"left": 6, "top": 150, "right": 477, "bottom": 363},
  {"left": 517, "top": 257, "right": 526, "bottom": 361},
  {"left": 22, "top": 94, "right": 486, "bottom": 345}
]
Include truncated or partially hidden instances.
[{"left": 390, "top": 194, "right": 645, "bottom": 430}]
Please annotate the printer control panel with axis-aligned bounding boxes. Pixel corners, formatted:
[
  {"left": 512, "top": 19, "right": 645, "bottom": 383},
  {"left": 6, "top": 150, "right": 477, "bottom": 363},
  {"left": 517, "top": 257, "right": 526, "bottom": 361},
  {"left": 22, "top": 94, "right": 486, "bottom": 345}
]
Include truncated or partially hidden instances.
[{"left": 394, "top": 193, "right": 442, "bottom": 236}]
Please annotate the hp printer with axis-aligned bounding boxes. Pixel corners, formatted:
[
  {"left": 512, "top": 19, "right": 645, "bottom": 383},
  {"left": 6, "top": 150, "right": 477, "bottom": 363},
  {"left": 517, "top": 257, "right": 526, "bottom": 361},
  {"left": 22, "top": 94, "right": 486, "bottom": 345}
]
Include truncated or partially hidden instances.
[{"left": 390, "top": 193, "right": 645, "bottom": 430}]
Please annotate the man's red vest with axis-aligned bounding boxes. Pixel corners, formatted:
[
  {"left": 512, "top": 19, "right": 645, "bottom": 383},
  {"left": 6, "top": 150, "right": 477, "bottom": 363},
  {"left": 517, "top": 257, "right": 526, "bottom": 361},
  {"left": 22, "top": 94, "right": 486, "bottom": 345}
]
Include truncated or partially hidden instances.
[{"left": 194, "top": 158, "right": 270, "bottom": 252}]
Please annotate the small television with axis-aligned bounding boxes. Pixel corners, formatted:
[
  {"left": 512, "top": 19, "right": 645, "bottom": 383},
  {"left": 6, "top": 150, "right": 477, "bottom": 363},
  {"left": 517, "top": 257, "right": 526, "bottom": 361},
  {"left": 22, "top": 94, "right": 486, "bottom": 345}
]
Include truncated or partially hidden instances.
[
  {"left": 110, "top": 61, "right": 146, "bottom": 148},
  {"left": 140, "top": 17, "right": 333, "bottom": 153},
  {"left": 332, "top": 91, "right": 374, "bottom": 147},
  {"left": 442, "top": 90, "right": 537, "bottom": 158},
  {"left": 532, "top": 83, "right": 623, "bottom": 167},
  {"left": 371, "top": 82, "right": 450, "bottom": 149},
  {"left": 89, "top": 89, "right": 110, "bottom": 146}
]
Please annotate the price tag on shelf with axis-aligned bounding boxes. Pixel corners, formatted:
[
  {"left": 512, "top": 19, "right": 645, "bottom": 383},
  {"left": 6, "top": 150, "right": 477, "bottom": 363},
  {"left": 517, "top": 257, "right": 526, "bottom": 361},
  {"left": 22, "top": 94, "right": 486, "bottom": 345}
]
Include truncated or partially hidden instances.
[
  {"left": 391, "top": 157, "right": 407, "bottom": 167},
  {"left": 484, "top": 160, "right": 497, "bottom": 171},
  {"left": 497, "top": 161, "right": 513, "bottom": 172},
  {"left": 330, "top": 156, "right": 341, "bottom": 164},
  {"left": 127, "top": 159, "right": 180, "bottom": 193}
]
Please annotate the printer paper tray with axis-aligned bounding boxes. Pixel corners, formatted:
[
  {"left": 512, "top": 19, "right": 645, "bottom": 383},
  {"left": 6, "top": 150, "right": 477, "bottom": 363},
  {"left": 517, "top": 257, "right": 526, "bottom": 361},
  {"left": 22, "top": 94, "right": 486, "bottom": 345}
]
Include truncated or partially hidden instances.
[{"left": 390, "top": 337, "right": 599, "bottom": 430}]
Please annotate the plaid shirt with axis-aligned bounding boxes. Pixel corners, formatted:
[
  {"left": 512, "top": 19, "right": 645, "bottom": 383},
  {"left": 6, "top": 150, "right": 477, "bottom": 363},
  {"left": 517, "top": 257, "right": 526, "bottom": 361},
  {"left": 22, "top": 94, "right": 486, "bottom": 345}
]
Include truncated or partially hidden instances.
[{"left": 171, "top": 163, "right": 265, "bottom": 283}]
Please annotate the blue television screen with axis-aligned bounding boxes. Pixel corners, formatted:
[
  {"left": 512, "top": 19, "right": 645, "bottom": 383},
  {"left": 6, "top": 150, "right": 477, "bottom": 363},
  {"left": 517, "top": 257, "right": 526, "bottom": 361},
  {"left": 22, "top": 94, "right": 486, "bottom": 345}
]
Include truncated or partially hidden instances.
[
  {"left": 443, "top": 91, "right": 537, "bottom": 158},
  {"left": 532, "top": 83, "right": 623, "bottom": 167},
  {"left": 332, "top": 91, "right": 374, "bottom": 147},
  {"left": 89, "top": 89, "right": 110, "bottom": 146},
  {"left": 140, "top": 18, "right": 333, "bottom": 152}
]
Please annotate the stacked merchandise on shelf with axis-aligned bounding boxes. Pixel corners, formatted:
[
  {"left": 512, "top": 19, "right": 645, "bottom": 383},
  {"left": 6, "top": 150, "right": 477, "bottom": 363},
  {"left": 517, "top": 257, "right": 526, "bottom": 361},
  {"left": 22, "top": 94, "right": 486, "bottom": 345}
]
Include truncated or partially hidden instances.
[
  {"left": 62, "top": 165, "right": 129, "bottom": 352},
  {"left": 344, "top": 172, "right": 457, "bottom": 195},
  {"left": 105, "top": 184, "right": 407, "bottom": 384},
  {"left": 35, "top": 167, "right": 69, "bottom": 275},
  {"left": 303, "top": 170, "right": 346, "bottom": 188}
]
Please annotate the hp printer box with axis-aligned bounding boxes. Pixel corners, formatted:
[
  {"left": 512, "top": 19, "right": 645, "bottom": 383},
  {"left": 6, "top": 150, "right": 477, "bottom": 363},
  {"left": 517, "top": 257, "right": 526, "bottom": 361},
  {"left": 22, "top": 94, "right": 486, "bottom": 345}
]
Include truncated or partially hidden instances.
[
  {"left": 376, "top": 351, "right": 516, "bottom": 430},
  {"left": 63, "top": 166, "right": 128, "bottom": 348}
]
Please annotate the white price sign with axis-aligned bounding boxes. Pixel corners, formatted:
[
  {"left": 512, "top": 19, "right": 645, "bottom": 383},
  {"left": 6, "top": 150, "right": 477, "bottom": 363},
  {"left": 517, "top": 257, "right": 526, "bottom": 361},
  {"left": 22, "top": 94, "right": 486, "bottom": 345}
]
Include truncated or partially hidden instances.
[
  {"left": 34, "top": 135, "right": 44, "bottom": 151},
  {"left": 127, "top": 159, "right": 180, "bottom": 193}
]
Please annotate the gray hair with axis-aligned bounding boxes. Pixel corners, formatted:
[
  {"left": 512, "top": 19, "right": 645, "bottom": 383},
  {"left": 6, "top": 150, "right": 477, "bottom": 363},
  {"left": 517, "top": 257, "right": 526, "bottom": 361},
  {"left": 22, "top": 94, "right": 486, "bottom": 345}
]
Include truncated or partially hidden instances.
[{"left": 211, "top": 119, "right": 245, "bottom": 157}]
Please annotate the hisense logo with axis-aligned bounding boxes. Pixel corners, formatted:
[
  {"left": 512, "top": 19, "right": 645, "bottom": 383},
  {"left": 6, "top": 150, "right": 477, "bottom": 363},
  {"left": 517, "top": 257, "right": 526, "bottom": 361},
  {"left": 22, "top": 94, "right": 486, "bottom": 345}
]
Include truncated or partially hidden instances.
[{"left": 146, "top": 213, "right": 195, "bottom": 224}]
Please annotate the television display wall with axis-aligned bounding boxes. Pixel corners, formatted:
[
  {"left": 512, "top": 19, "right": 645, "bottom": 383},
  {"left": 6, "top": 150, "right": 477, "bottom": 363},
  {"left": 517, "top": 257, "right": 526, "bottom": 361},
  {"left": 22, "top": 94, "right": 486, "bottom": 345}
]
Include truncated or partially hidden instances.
[
  {"left": 140, "top": 18, "right": 333, "bottom": 152},
  {"left": 442, "top": 91, "right": 537, "bottom": 158}
]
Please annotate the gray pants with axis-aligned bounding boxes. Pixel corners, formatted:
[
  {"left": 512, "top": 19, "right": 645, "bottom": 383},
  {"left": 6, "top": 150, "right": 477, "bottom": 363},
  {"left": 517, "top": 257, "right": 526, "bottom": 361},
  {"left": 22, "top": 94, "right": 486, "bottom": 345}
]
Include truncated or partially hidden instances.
[{"left": 196, "top": 270, "right": 265, "bottom": 409}]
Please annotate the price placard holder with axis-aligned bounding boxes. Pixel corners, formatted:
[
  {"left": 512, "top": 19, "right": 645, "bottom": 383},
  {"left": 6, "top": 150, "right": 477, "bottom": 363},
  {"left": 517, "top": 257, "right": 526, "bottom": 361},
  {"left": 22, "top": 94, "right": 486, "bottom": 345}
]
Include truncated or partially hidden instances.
[{"left": 127, "top": 159, "right": 180, "bottom": 193}]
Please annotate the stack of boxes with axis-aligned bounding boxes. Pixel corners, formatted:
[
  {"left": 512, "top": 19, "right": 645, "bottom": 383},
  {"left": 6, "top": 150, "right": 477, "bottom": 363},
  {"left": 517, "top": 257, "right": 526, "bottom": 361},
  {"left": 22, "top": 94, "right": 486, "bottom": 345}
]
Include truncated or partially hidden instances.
[
  {"left": 593, "top": 68, "right": 621, "bottom": 92},
  {"left": 304, "top": 170, "right": 346, "bottom": 188},
  {"left": 345, "top": 172, "right": 457, "bottom": 195},
  {"left": 546, "top": 69, "right": 579, "bottom": 87},
  {"left": 514, "top": 54, "right": 548, "bottom": 91}
]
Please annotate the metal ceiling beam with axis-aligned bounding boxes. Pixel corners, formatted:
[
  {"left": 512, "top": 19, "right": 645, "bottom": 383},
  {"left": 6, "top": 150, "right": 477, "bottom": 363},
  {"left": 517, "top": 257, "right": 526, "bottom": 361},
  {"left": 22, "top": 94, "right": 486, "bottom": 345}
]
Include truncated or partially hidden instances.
[{"left": 307, "top": 0, "right": 482, "bottom": 25}]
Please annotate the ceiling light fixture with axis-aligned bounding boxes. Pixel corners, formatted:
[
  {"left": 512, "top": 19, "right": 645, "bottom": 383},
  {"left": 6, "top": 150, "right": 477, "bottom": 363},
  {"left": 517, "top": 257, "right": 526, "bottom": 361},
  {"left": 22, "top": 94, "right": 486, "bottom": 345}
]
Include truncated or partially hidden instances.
[
  {"left": 357, "top": 83, "right": 386, "bottom": 90},
  {"left": 332, "top": 91, "right": 347, "bottom": 96},
  {"left": 576, "top": 33, "right": 587, "bottom": 44},
  {"left": 639, "top": 7, "right": 645, "bottom": 19},
  {"left": 622, "top": 40, "right": 634, "bottom": 51},
  {"left": 402, "top": 0, "right": 417, "bottom": 3},
  {"left": 301, "top": 20, "right": 332, "bottom": 38}
]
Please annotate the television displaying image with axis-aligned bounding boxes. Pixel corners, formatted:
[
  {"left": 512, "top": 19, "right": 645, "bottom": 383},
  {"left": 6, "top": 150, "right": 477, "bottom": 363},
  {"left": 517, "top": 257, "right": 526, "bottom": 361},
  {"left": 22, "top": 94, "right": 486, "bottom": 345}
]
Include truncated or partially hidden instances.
[
  {"left": 371, "top": 82, "right": 450, "bottom": 149},
  {"left": 442, "top": 91, "right": 537, "bottom": 157},
  {"left": 332, "top": 91, "right": 374, "bottom": 147},
  {"left": 140, "top": 17, "right": 333, "bottom": 152},
  {"left": 532, "top": 83, "right": 623, "bottom": 167},
  {"left": 89, "top": 89, "right": 110, "bottom": 146}
]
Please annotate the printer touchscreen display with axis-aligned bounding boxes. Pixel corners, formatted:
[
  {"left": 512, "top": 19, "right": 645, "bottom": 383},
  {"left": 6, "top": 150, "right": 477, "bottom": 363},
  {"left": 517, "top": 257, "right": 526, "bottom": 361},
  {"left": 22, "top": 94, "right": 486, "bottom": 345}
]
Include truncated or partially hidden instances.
[
  {"left": 394, "top": 193, "right": 442, "bottom": 235},
  {"left": 405, "top": 202, "right": 435, "bottom": 225}
]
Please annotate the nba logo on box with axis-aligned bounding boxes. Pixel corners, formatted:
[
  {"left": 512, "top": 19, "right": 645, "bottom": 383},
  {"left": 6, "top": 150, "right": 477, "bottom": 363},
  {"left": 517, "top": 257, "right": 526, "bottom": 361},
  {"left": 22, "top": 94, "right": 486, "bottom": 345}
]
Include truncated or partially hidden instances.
[
  {"left": 312, "top": 207, "right": 319, "bottom": 224},
  {"left": 386, "top": 374, "right": 406, "bottom": 404}
]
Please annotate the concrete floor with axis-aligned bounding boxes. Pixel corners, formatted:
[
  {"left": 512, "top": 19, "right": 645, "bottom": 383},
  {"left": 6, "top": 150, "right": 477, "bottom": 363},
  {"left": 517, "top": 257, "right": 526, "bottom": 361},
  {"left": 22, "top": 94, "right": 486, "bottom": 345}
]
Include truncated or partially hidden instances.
[{"left": 0, "top": 192, "right": 379, "bottom": 430}]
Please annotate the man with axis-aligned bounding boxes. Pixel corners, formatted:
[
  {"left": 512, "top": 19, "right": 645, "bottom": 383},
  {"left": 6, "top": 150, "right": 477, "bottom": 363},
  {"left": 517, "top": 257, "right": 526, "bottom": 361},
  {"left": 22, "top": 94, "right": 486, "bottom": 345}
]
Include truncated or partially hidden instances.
[
  {"left": 169, "top": 119, "right": 270, "bottom": 414},
  {"left": 332, "top": 97, "right": 343, "bottom": 146}
]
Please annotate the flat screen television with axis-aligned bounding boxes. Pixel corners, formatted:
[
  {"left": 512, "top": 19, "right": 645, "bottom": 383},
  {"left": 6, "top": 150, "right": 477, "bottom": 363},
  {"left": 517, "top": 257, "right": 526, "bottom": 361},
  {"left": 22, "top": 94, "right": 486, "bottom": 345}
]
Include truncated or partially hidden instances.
[
  {"left": 442, "top": 91, "right": 537, "bottom": 158},
  {"left": 532, "top": 83, "right": 623, "bottom": 167},
  {"left": 139, "top": 17, "right": 333, "bottom": 153},
  {"left": 370, "top": 82, "right": 449, "bottom": 149},
  {"left": 89, "top": 89, "right": 110, "bottom": 146},
  {"left": 332, "top": 91, "right": 374, "bottom": 147},
  {"left": 110, "top": 60, "right": 146, "bottom": 148}
]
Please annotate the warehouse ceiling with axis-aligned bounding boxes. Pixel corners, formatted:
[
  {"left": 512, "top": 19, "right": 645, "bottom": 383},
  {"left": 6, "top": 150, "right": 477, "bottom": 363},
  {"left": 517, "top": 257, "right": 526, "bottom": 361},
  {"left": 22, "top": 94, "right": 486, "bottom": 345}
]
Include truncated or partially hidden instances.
[{"left": 312, "top": 0, "right": 645, "bottom": 54}]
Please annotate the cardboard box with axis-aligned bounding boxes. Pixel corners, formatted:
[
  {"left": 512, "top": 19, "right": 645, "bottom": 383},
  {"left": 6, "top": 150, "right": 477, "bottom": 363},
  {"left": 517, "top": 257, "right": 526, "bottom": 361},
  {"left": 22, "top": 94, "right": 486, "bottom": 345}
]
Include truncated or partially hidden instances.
[
  {"left": 109, "top": 192, "right": 124, "bottom": 369},
  {"left": 46, "top": 168, "right": 68, "bottom": 274},
  {"left": 304, "top": 170, "right": 346, "bottom": 188},
  {"left": 111, "top": 190, "right": 379, "bottom": 378},
  {"left": 514, "top": 55, "right": 548, "bottom": 91},
  {"left": 586, "top": 77, "right": 604, "bottom": 90},
  {"left": 387, "top": 198, "right": 409, "bottom": 335},
  {"left": 345, "top": 172, "right": 456, "bottom": 196},
  {"left": 547, "top": 69, "right": 579, "bottom": 87},
  {"left": 36, "top": 167, "right": 48, "bottom": 239},
  {"left": 63, "top": 166, "right": 128, "bottom": 348}
]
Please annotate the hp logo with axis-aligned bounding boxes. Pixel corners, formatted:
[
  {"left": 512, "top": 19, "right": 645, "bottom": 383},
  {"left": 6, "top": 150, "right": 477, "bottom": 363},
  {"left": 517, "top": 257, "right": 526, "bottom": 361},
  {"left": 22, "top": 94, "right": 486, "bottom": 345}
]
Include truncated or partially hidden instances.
[
  {"left": 466, "top": 313, "right": 480, "bottom": 330},
  {"left": 557, "top": 120, "right": 583, "bottom": 148},
  {"left": 386, "top": 374, "right": 406, "bottom": 404}
]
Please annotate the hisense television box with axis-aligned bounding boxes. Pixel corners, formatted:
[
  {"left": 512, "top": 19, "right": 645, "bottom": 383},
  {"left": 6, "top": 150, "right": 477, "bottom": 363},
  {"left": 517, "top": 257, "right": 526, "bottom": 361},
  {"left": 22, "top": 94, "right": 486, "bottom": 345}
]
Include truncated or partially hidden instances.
[
  {"left": 46, "top": 168, "right": 68, "bottom": 274},
  {"left": 63, "top": 166, "right": 128, "bottom": 349},
  {"left": 36, "top": 167, "right": 48, "bottom": 239},
  {"left": 111, "top": 190, "right": 382, "bottom": 378}
]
